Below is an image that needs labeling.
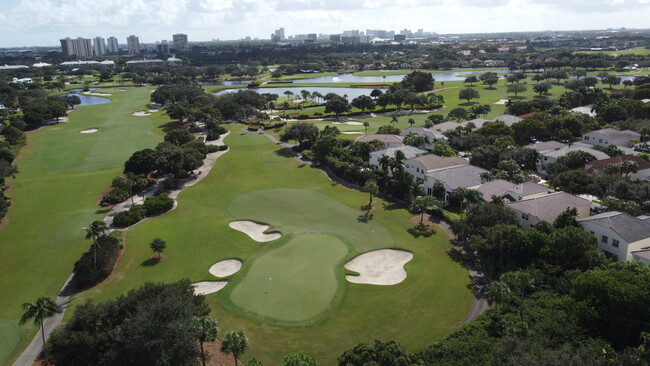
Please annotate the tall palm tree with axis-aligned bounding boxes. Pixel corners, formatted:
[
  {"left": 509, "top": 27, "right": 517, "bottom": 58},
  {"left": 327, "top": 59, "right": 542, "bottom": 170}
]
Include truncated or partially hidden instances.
[
  {"left": 19, "top": 297, "right": 62, "bottom": 360},
  {"left": 83, "top": 220, "right": 108, "bottom": 271},
  {"left": 221, "top": 330, "right": 249, "bottom": 366},
  {"left": 191, "top": 316, "right": 218, "bottom": 366}
]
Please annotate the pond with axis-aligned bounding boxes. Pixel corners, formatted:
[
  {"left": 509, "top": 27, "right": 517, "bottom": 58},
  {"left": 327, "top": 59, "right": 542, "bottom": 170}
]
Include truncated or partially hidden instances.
[
  {"left": 214, "top": 86, "right": 376, "bottom": 100},
  {"left": 289, "top": 70, "right": 509, "bottom": 84},
  {"left": 65, "top": 94, "right": 111, "bottom": 106}
]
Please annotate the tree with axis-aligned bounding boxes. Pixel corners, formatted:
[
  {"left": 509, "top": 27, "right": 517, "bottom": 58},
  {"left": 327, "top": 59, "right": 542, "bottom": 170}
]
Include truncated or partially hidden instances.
[
  {"left": 324, "top": 96, "right": 351, "bottom": 118},
  {"left": 284, "top": 352, "right": 317, "bottom": 366},
  {"left": 19, "top": 297, "right": 62, "bottom": 360},
  {"left": 164, "top": 128, "right": 194, "bottom": 146},
  {"left": 533, "top": 82, "right": 552, "bottom": 96},
  {"left": 602, "top": 76, "right": 621, "bottom": 89},
  {"left": 480, "top": 72, "right": 499, "bottom": 88},
  {"left": 450, "top": 187, "right": 484, "bottom": 212},
  {"left": 485, "top": 281, "right": 511, "bottom": 313},
  {"left": 412, "top": 195, "right": 440, "bottom": 224},
  {"left": 408, "top": 118, "right": 415, "bottom": 127},
  {"left": 351, "top": 95, "right": 375, "bottom": 113},
  {"left": 364, "top": 179, "right": 379, "bottom": 208},
  {"left": 465, "top": 76, "right": 478, "bottom": 86},
  {"left": 459, "top": 88, "right": 480, "bottom": 104},
  {"left": 280, "top": 123, "right": 319, "bottom": 145},
  {"left": 84, "top": 220, "right": 108, "bottom": 271},
  {"left": 338, "top": 340, "right": 419, "bottom": 366},
  {"left": 507, "top": 83, "right": 527, "bottom": 97},
  {"left": 363, "top": 121, "right": 370, "bottom": 134},
  {"left": 221, "top": 330, "right": 249, "bottom": 366},
  {"left": 400, "top": 71, "right": 434, "bottom": 92},
  {"left": 150, "top": 238, "right": 167, "bottom": 259},
  {"left": 124, "top": 149, "right": 159, "bottom": 175},
  {"left": 192, "top": 316, "right": 218, "bottom": 366},
  {"left": 447, "top": 107, "right": 468, "bottom": 122},
  {"left": 370, "top": 89, "right": 383, "bottom": 99}
]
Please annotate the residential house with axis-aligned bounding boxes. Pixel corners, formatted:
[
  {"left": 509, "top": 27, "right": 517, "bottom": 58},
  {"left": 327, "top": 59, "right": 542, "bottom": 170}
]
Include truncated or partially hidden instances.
[
  {"left": 355, "top": 134, "right": 404, "bottom": 148},
  {"left": 507, "top": 192, "right": 591, "bottom": 229},
  {"left": 582, "top": 128, "right": 640, "bottom": 148},
  {"left": 538, "top": 146, "right": 610, "bottom": 175},
  {"left": 400, "top": 126, "right": 448, "bottom": 150},
  {"left": 369, "top": 146, "right": 427, "bottom": 171},
  {"left": 578, "top": 211, "right": 650, "bottom": 261},
  {"left": 524, "top": 140, "right": 568, "bottom": 153},
  {"left": 404, "top": 154, "right": 468, "bottom": 182},
  {"left": 424, "top": 165, "right": 487, "bottom": 203},
  {"left": 585, "top": 155, "right": 650, "bottom": 180},
  {"left": 432, "top": 122, "right": 463, "bottom": 134},
  {"left": 477, "top": 179, "right": 550, "bottom": 202},
  {"left": 492, "top": 114, "right": 523, "bottom": 126}
]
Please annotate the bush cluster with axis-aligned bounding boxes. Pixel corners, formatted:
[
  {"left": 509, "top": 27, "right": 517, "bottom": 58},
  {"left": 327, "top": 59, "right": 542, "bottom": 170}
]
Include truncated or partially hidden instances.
[
  {"left": 112, "top": 205, "right": 146, "bottom": 228},
  {"left": 100, "top": 188, "right": 131, "bottom": 206},
  {"left": 142, "top": 194, "right": 174, "bottom": 216},
  {"left": 73, "top": 234, "right": 122, "bottom": 287}
]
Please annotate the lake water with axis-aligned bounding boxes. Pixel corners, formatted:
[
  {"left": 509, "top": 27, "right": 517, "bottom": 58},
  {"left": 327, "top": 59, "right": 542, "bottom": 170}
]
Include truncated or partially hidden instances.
[
  {"left": 214, "top": 86, "right": 375, "bottom": 100},
  {"left": 66, "top": 94, "right": 111, "bottom": 106}
]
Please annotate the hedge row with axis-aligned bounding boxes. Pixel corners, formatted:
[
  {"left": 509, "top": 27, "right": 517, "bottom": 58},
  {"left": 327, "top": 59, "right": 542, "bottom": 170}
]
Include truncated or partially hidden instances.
[
  {"left": 73, "top": 234, "right": 122, "bottom": 287},
  {"left": 112, "top": 194, "right": 175, "bottom": 228}
]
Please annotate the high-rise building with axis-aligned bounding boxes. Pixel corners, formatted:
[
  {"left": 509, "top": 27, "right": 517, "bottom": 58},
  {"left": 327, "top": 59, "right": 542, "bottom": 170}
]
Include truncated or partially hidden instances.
[
  {"left": 60, "top": 37, "right": 93, "bottom": 57},
  {"left": 271, "top": 28, "right": 285, "bottom": 42},
  {"left": 93, "top": 37, "right": 106, "bottom": 56},
  {"left": 107, "top": 37, "right": 119, "bottom": 53},
  {"left": 172, "top": 33, "right": 189, "bottom": 51},
  {"left": 156, "top": 40, "right": 170, "bottom": 55},
  {"left": 127, "top": 35, "right": 141, "bottom": 55}
]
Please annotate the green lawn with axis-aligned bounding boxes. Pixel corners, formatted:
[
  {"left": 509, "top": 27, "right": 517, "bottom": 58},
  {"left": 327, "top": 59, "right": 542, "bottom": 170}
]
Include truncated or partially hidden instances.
[
  {"left": 69, "top": 128, "right": 473, "bottom": 365},
  {"left": 0, "top": 87, "right": 167, "bottom": 365},
  {"left": 574, "top": 46, "right": 650, "bottom": 56}
]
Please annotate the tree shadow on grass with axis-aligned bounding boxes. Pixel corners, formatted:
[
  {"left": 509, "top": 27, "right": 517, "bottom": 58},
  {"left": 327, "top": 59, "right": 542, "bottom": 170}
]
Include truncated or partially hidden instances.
[
  {"left": 357, "top": 212, "right": 374, "bottom": 223},
  {"left": 382, "top": 201, "right": 401, "bottom": 211},
  {"left": 447, "top": 247, "right": 467, "bottom": 264},
  {"left": 407, "top": 224, "right": 436, "bottom": 238},
  {"left": 140, "top": 257, "right": 162, "bottom": 267},
  {"left": 95, "top": 208, "right": 111, "bottom": 215},
  {"left": 273, "top": 148, "right": 294, "bottom": 159}
]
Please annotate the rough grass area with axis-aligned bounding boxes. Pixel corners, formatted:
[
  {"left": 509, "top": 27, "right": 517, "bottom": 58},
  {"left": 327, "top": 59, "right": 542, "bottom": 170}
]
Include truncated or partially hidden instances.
[{"left": 0, "top": 87, "right": 167, "bottom": 365}]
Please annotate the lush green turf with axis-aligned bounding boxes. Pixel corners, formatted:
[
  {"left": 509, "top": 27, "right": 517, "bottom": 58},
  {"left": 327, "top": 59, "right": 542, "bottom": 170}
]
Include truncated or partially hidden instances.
[
  {"left": 353, "top": 68, "right": 507, "bottom": 76},
  {"left": 69, "top": 128, "right": 473, "bottom": 365},
  {"left": 574, "top": 46, "right": 650, "bottom": 56},
  {"left": 0, "top": 87, "right": 167, "bottom": 365}
]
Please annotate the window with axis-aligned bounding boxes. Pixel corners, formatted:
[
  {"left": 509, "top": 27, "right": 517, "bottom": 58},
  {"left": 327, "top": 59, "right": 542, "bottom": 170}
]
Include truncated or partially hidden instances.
[
  {"left": 598, "top": 138, "right": 603, "bottom": 143},
  {"left": 585, "top": 136, "right": 590, "bottom": 141},
  {"left": 604, "top": 140, "right": 609, "bottom": 144},
  {"left": 601, "top": 235, "right": 608, "bottom": 243},
  {"left": 522, "top": 213, "right": 529, "bottom": 220},
  {"left": 613, "top": 239, "right": 620, "bottom": 248},
  {"left": 427, "top": 188, "right": 432, "bottom": 195},
  {"left": 590, "top": 231, "right": 594, "bottom": 235}
]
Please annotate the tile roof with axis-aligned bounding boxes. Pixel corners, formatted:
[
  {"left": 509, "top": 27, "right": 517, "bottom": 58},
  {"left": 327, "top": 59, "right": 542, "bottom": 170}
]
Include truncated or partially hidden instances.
[
  {"left": 579, "top": 211, "right": 650, "bottom": 243},
  {"left": 408, "top": 154, "right": 468, "bottom": 171},
  {"left": 355, "top": 134, "right": 404, "bottom": 144},
  {"left": 524, "top": 141, "right": 568, "bottom": 152},
  {"left": 588, "top": 128, "right": 640, "bottom": 140},
  {"left": 371, "top": 146, "right": 427, "bottom": 160},
  {"left": 507, "top": 192, "right": 591, "bottom": 222},
  {"left": 492, "top": 114, "right": 523, "bottom": 126},
  {"left": 432, "top": 122, "right": 463, "bottom": 133},
  {"left": 541, "top": 146, "right": 610, "bottom": 160},
  {"left": 426, "top": 165, "right": 488, "bottom": 190},
  {"left": 586, "top": 154, "right": 650, "bottom": 173}
]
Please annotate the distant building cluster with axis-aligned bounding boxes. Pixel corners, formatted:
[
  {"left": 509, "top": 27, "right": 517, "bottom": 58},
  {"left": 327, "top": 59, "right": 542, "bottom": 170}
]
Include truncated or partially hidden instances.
[
  {"left": 59, "top": 33, "right": 189, "bottom": 57},
  {"left": 271, "top": 28, "right": 437, "bottom": 44}
]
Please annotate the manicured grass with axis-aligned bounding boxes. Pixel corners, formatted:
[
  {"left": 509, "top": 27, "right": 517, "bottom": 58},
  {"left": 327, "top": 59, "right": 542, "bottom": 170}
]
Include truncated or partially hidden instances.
[
  {"left": 0, "top": 87, "right": 167, "bottom": 365},
  {"left": 353, "top": 68, "right": 507, "bottom": 76},
  {"left": 574, "top": 46, "right": 650, "bottom": 56},
  {"left": 70, "top": 128, "right": 473, "bottom": 365}
]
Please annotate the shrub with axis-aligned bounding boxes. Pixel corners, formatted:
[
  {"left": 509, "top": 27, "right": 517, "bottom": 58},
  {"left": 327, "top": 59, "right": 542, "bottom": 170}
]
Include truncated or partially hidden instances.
[
  {"left": 297, "top": 114, "right": 309, "bottom": 120},
  {"left": 206, "top": 145, "right": 220, "bottom": 153},
  {"left": 100, "top": 188, "right": 131, "bottom": 206},
  {"left": 206, "top": 129, "right": 221, "bottom": 141},
  {"left": 213, "top": 125, "right": 227, "bottom": 134},
  {"left": 218, "top": 145, "right": 228, "bottom": 151},
  {"left": 301, "top": 150, "right": 314, "bottom": 161},
  {"left": 143, "top": 194, "right": 174, "bottom": 216},
  {"left": 112, "top": 205, "right": 145, "bottom": 228},
  {"left": 73, "top": 234, "right": 122, "bottom": 287}
]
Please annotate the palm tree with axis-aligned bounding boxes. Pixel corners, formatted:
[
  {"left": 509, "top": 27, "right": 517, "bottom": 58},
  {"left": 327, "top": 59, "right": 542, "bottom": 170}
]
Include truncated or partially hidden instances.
[
  {"left": 363, "top": 121, "right": 369, "bottom": 134},
  {"left": 364, "top": 179, "right": 379, "bottom": 209},
  {"left": 221, "top": 330, "right": 249, "bottom": 366},
  {"left": 485, "top": 281, "right": 511, "bottom": 313},
  {"left": 83, "top": 220, "right": 108, "bottom": 271},
  {"left": 19, "top": 297, "right": 62, "bottom": 360},
  {"left": 390, "top": 116, "right": 399, "bottom": 126},
  {"left": 191, "top": 316, "right": 218, "bottom": 366},
  {"left": 412, "top": 196, "right": 441, "bottom": 224},
  {"left": 378, "top": 155, "right": 391, "bottom": 174}
]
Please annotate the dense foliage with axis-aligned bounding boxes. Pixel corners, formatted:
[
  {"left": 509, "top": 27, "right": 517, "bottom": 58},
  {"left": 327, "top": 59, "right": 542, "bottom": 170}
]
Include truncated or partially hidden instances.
[{"left": 72, "top": 234, "right": 122, "bottom": 287}]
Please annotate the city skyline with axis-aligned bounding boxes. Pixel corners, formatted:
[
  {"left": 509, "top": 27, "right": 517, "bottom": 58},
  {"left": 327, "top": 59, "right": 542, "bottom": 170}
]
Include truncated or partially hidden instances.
[{"left": 0, "top": 0, "right": 649, "bottom": 48}]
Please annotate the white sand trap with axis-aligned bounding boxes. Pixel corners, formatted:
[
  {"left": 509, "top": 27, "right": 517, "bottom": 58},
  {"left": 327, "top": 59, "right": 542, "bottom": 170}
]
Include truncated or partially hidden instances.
[
  {"left": 132, "top": 111, "right": 151, "bottom": 116},
  {"left": 209, "top": 259, "right": 242, "bottom": 277},
  {"left": 229, "top": 220, "right": 281, "bottom": 242},
  {"left": 86, "top": 92, "right": 112, "bottom": 96},
  {"left": 344, "top": 249, "right": 413, "bottom": 285},
  {"left": 342, "top": 131, "right": 363, "bottom": 134},
  {"left": 332, "top": 121, "right": 364, "bottom": 125},
  {"left": 80, "top": 128, "right": 98, "bottom": 134},
  {"left": 147, "top": 109, "right": 159, "bottom": 113},
  {"left": 494, "top": 99, "right": 509, "bottom": 105},
  {"left": 192, "top": 281, "right": 228, "bottom": 295}
]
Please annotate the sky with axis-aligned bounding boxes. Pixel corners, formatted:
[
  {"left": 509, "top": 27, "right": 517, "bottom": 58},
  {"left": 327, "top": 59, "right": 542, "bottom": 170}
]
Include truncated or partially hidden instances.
[{"left": 0, "top": 0, "right": 649, "bottom": 47}]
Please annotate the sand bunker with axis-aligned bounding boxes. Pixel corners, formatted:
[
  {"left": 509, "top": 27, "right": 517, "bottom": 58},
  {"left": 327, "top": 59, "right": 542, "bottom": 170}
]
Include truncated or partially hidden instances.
[
  {"left": 147, "top": 109, "right": 159, "bottom": 113},
  {"left": 332, "top": 121, "right": 364, "bottom": 125},
  {"left": 84, "top": 92, "right": 112, "bottom": 96},
  {"left": 342, "top": 131, "right": 363, "bottom": 135},
  {"left": 494, "top": 99, "right": 509, "bottom": 105},
  {"left": 209, "top": 259, "right": 242, "bottom": 277},
  {"left": 344, "top": 249, "right": 413, "bottom": 285},
  {"left": 229, "top": 220, "right": 281, "bottom": 242},
  {"left": 132, "top": 111, "right": 151, "bottom": 116},
  {"left": 192, "top": 281, "right": 228, "bottom": 295},
  {"left": 80, "top": 128, "right": 98, "bottom": 134}
]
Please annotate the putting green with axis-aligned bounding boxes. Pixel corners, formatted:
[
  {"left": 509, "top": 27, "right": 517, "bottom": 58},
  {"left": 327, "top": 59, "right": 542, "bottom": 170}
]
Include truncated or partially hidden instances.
[
  {"left": 229, "top": 188, "right": 392, "bottom": 252},
  {"left": 230, "top": 234, "right": 348, "bottom": 324}
]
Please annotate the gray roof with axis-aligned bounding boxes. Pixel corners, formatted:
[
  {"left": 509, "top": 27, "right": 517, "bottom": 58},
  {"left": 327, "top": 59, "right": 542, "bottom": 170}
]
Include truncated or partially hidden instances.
[
  {"left": 524, "top": 140, "right": 568, "bottom": 152},
  {"left": 464, "top": 119, "right": 490, "bottom": 129},
  {"left": 356, "top": 134, "right": 404, "bottom": 144},
  {"left": 578, "top": 211, "right": 650, "bottom": 243},
  {"left": 407, "top": 154, "right": 468, "bottom": 171},
  {"left": 401, "top": 126, "right": 447, "bottom": 142},
  {"left": 631, "top": 249, "right": 650, "bottom": 261},
  {"left": 516, "top": 182, "right": 550, "bottom": 196},
  {"left": 492, "top": 114, "right": 523, "bottom": 126},
  {"left": 507, "top": 192, "right": 591, "bottom": 222},
  {"left": 371, "top": 146, "right": 427, "bottom": 160},
  {"left": 477, "top": 180, "right": 549, "bottom": 201},
  {"left": 541, "top": 146, "right": 610, "bottom": 160},
  {"left": 426, "top": 165, "right": 488, "bottom": 190},
  {"left": 587, "top": 128, "right": 640, "bottom": 140},
  {"left": 432, "top": 122, "right": 463, "bottom": 133},
  {"left": 572, "top": 141, "right": 636, "bottom": 155}
]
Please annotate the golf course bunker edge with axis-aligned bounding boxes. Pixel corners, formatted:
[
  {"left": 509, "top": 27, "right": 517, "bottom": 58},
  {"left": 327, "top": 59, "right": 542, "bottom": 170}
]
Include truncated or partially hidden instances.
[
  {"left": 209, "top": 259, "right": 243, "bottom": 277},
  {"left": 228, "top": 220, "right": 281, "bottom": 242},
  {"left": 344, "top": 249, "right": 414, "bottom": 285}
]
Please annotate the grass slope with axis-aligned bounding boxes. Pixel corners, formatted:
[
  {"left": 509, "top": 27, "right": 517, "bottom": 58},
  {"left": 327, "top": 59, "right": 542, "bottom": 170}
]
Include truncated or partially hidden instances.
[
  {"left": 0, "top": 87, "right": 166, "bottom": 365},
  {"left": 72, "top": 129, "right": 473, "bottom": 365}
]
